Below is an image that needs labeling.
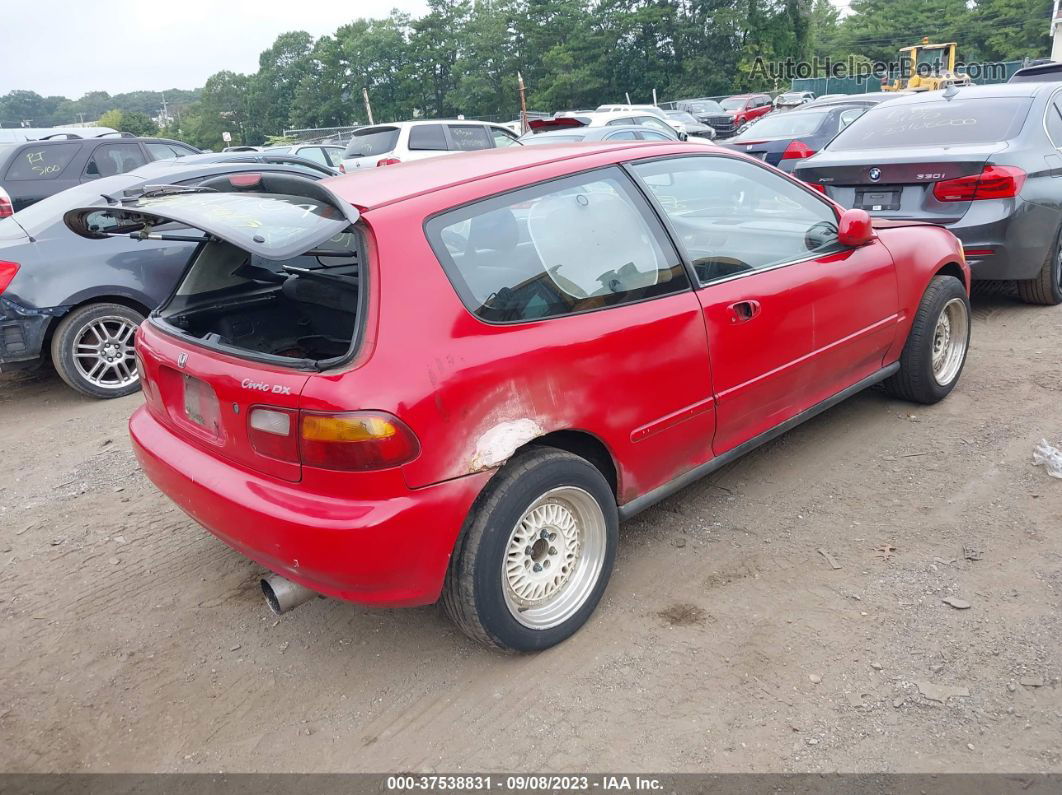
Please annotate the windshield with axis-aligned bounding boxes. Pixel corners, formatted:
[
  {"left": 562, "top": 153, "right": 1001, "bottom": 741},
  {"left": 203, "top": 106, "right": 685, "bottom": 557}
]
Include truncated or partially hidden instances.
[
  {"left": 720, "top": 98, "right": 747, "bottom": 111},
  {"left": 828, "top": 97, "right": 1032, "bottom": 151},
  {"left": 12, "top": 174, "right": 141, "bottom": 235},
  {"left": 344, "top": 127, "right": 400, "bottom": 158},
  {"left": 739, "top": 111, "right": 828, "bottom": 139},
  {"left": 666, "top": 112, "right": 699, "bottom": 123},
  {"left": 261, "top": 146, "right": 293, "bottom": 155},
  {"left": 778, "top": 93, "right": 804, "bottom": 102}
]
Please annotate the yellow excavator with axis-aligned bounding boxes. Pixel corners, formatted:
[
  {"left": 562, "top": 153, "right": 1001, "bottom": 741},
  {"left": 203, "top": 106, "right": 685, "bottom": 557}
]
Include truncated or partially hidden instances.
[{"left": 882, "top": 38, "right": 973, "bottom": 92}]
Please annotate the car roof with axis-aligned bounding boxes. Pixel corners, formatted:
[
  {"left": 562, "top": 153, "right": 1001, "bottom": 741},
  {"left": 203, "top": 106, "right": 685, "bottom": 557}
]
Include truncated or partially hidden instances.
[
  {"left": 326, "top": 141, "right": 687, "bottom": 210},
  {"left": 879, "top": 83, "right": 1049, "bottom": 106}
]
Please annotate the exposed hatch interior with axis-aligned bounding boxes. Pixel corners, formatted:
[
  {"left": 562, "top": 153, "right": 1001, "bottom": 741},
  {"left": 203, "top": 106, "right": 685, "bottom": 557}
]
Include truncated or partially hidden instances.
[{"left": 157, "top": 230, "right": 361, "bottom": 367}]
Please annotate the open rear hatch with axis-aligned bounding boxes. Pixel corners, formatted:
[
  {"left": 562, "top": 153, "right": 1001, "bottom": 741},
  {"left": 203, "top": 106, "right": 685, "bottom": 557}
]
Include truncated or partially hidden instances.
[{"left": 64, "top": 173, "right": 365, "bottom": 482}]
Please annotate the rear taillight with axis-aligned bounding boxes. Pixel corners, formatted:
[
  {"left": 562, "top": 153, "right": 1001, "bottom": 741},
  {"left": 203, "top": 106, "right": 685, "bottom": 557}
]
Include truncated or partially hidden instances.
[
  {"left": 0, "top": 187, "right": 12, "bottom": 219},
  {"left": 781, "top": 140, "right": 816, "bottom": 160},
  {"left": 0, "top": 261, "right": 19, "bottom": 294},
  {"left": 377, "top": 157, "right": 401, "bottom": 167},
  {"left": 806, "top": 182, "right": 827, "bottom": 194},
  {"left": 301, "top": 411, "right": 420, "bottom": 471},
  {"left": 933, "top": 165, "right": 1026, "bottom": 202},
  {"left": 248, "top": 407, "right": 299, "bottom": 463},
  {"left": 338, "top": 163, "right": 346, "bottom": 173}
]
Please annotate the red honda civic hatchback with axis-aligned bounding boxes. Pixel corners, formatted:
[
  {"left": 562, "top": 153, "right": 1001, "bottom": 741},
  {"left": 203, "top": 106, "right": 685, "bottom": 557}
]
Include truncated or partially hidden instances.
[{"left": 67, "top": 142, "right": 971, "bottom": 651}]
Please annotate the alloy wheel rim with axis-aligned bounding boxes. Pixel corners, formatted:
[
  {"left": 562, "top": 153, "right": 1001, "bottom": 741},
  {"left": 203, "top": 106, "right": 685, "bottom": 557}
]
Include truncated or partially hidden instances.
[
  {"left": 502, "top": 486, "right": 606, "bottom": 630},
  {"left": 73, "top": 316, "right": 139, "bottom": 390},
  {"left": 931, "top": 298, "right": 968, "bottom": 387}
]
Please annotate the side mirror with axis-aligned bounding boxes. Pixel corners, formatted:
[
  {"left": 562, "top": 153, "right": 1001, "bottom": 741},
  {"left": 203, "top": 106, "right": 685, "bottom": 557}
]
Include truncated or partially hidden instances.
[{"left": 837, "top": 208, "right": 875, "bottom": 247}]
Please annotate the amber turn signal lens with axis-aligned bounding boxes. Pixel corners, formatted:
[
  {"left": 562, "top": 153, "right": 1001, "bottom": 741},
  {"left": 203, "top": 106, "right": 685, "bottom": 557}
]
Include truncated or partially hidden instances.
[{"left": 300, "top": 411, "right": 420, "bottom": 471}]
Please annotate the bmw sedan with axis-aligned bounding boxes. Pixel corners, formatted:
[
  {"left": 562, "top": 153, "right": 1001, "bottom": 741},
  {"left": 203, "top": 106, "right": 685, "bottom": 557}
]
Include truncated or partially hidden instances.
[{"left": 794, "top": 83, "right": 1062, "bottom": 304}]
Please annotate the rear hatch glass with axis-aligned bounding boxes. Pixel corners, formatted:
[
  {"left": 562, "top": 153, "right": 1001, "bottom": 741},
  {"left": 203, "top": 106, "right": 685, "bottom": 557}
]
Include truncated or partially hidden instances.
[
  {"left": 828, "top": 97, "right": 1032, "bottom": 151},
  {"left": 344, "top": 127, "right": 400, "bottom": 158}
]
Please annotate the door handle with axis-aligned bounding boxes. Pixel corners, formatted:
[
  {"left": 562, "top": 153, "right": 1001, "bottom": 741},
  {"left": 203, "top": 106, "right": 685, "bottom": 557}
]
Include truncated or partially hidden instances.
[{"left": 727, "top": 300, "right": 761, "bottom": 323}]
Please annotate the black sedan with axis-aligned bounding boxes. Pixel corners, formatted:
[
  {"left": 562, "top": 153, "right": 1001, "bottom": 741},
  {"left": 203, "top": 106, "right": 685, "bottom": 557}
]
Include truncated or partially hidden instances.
[
  {"left": 723, "top": 95, "right": 900, "bottom": 172},
  {"left": 794, "top": 83, "right": 1062, "bottom": 304},
  {"left": 0, "top": 158, "right": 328, "bottom": 397}
]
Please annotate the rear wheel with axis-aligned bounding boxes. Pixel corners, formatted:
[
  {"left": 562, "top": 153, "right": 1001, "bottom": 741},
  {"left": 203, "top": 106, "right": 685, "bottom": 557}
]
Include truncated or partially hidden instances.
[
  {"left": 884, "top": 275, "right": 970, "bottom": 404},
  {"left": 442, "top": 448, "right": 617, "bottom": 652},
  {"left": 50, "top": 303, "right": 143, "bottom": 399},
  {"left": 1016, "top": 227, "right": 1062, "bottom": 306}
]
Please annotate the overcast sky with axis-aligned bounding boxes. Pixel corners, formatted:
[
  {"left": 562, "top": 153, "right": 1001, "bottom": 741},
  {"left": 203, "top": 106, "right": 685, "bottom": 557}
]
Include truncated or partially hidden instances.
[
  {"left": 0, "top": 0, "right": 428, "bottom": 99},
  {"left": 2, "top": 0, "right": 850, "bottom": 100}
]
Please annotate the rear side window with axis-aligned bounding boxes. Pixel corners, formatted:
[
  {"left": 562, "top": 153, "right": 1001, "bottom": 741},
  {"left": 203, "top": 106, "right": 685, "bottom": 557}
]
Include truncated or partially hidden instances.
[
  {"left": 426, "top": 167, "right": 688, "bottom": 323},
  {"left": 84, "top": 143, "right": 147, "bottom": 178},
  {"left": 1046, "top": 97, "right": 1062, "bottom": 147},
  {"left": 5, "top": 143, "right": 81, "bottom": 180},
  {"left": 829, "top": 97, "right": 1032, "bottom": 150},
  {"left": 345, "top": 127, "right": 399, "bottom": 158},
  {"left": 409, "top": 124, "right": 448, "bottom": 151},
  {"left": 447, "top": 125, "right": 492, "bottom": 151}
]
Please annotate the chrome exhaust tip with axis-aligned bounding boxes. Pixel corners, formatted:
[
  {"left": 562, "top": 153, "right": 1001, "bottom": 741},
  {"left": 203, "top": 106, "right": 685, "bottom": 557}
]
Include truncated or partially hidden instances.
[{"left": 261, "top": 574, "right": 318, "bottom": 615}]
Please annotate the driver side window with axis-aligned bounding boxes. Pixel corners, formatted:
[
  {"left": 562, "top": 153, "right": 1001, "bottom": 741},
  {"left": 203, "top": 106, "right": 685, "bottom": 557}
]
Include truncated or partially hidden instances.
[{"left": 631, "top": 156, "right": 842, "bottom": 285}]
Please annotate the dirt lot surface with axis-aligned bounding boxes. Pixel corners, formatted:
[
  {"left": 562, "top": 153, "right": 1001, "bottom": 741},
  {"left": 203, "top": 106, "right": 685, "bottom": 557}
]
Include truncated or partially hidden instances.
[{"left": 1, "top": 291, "right": 1061, "bottom": 774}]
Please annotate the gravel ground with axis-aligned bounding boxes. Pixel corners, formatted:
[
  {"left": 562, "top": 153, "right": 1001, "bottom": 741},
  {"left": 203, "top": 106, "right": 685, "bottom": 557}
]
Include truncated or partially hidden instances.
[{"left": 0, "top": 290, "right": 1060, "bottom": 773}]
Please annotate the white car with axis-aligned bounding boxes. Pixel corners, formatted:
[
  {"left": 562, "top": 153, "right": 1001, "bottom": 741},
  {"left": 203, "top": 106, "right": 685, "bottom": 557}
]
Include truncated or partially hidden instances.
[
  {"left": 531, "top": 110, "right": 688, "bottom": 141},
  {"left": 340, "top": 120, "right": 521, "bottom": 171},
  {"left": 594, "top": 104, "right": 687, "bottom": 136}
]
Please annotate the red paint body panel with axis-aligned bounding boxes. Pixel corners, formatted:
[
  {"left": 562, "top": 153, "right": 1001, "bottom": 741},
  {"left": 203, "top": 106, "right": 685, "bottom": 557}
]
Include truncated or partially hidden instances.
[
  {"left": 130, "top": 404, "right": 490, "bottom": 605},
  {"left": 130, "top": 140, "right": 969, "bottom": 607}
]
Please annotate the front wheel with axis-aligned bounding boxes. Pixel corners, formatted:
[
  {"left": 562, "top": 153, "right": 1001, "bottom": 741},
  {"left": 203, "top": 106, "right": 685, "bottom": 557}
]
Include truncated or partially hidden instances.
[
  {"left": 50, "top": 303, "right": 143, "bottom": 399},
  {"left": 442, "top": 448, "right": 617, "bottom": 652},
  {"left": 884, "top": 274, "right": 970, "bottom": 404}
]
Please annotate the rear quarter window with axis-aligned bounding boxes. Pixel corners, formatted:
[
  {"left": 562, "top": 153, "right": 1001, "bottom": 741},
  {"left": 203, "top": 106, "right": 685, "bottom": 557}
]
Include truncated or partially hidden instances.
[
  {"left": 5, "top": 143, "right": 82, "bottom": 180},
  {"left": 447, "top": 124, "right": 492, "bottom": 151},
  {"left": 828, "top": 97, "right": 1033, "bottom": 150},
  {"left": 426, "top": 167, "right": 688, "bottom": 323},
  {"left": 409, "top": 124, "right": 448, "bottom": 151}
]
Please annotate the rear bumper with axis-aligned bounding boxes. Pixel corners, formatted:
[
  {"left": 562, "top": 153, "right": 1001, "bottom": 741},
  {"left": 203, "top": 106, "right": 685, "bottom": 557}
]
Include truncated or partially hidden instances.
[
  {"left": 0, "top": 298, "right": 52, "bottom": 369},
  {"left": 946, "top": 200, "right": 1056, "bottom": 281},
  {"left": 129, "top": 405, "right": 490, "bottom": 607}
]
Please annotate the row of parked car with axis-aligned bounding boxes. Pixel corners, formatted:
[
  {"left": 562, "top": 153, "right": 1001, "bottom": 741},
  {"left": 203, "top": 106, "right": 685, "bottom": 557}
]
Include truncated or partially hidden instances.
[
  {"left": 4, "top": 74, "right": 1062, "bottom": 402},
  {"left": 5, "top": 67, "right": 1062, "bottom": 651}
]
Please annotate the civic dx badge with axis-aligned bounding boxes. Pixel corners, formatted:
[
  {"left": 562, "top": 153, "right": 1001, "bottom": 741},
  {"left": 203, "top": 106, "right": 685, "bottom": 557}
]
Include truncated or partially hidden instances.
[{"left": 868, "top": 168, "right": 882, "bottom": 182}]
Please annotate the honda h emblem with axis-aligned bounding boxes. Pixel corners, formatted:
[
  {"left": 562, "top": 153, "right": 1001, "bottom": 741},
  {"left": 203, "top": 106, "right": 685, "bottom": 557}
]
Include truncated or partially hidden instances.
[{"left": 177, "top": 353, "right": 187, "bottom": 368}]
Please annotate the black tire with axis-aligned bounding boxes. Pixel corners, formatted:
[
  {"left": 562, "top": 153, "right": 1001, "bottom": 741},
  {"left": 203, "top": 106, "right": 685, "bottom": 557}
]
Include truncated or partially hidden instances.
[
  {"left": 50, "top": 303, "right": 144, "bottom": 399},
  {"left": 884, "top": 275, "right": 970, "bottom": 404},
  {"left": 442, "top": 447, "right": 618, "bottom": 652},
  {"left": 1016, "top": 227, "right": 1062, "bottom": 306}
]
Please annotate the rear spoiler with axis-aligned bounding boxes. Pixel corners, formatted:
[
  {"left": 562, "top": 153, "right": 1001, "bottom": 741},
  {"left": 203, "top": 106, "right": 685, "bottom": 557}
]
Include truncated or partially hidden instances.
[{"left": 528, "top": 117, "right": 591, "bottom": 133}]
